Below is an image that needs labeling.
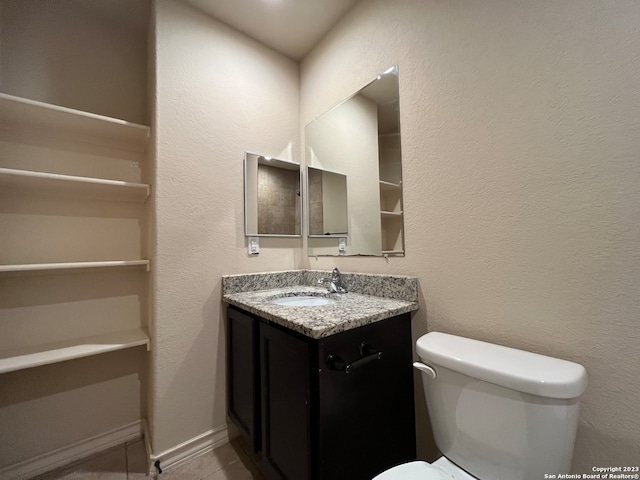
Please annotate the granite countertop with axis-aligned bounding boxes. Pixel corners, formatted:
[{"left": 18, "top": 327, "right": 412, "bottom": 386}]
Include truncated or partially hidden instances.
[{"left": 223, "top": 278, "right": 419, "bottom": 339}]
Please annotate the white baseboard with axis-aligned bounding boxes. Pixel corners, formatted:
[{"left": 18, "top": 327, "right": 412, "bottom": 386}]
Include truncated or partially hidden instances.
[
  {"left": 0, "top": 420, "right": 144, "bottom": 479},
  {"left": 149, "top": 423, "right": 238, "bottom": 475}
]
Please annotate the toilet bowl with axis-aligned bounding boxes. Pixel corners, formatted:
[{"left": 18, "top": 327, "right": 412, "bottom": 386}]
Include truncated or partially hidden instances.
[
  {"left": 373, "top": 332, "right": 587, "bottom": 480},
  {"left": 374, "top": 457, "right": 477, "bottom": 480}
]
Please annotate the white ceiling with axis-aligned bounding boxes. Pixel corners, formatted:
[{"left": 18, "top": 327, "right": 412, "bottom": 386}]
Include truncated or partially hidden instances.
[
  {"left": 182, "top": 0, "right": 359, "bottom": 60},
  {"left": 78, "top": 0, "right": 358, "bottom": 61}
]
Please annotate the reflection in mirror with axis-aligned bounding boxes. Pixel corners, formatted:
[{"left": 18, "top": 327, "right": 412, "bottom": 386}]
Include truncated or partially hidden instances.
[
  {"left": 307, "top": 166, "right": 348, "bottom": 237},
  {"left": 244, "top": 152, "right": 301, "bottom": 237},
  {"left": 305, "top": 65, "right": 404, "bottom": 256}
]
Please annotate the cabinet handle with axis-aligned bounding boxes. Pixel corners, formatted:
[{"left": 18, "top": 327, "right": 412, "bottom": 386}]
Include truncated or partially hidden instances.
[{"left": 326, "top": 342, "right": 382, "bottom": 374}]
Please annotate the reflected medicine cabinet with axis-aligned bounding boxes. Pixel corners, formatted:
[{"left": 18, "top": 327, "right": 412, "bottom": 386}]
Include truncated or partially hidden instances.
[{"left": 307, "top": 166, "right": 348, "bottom": 238}]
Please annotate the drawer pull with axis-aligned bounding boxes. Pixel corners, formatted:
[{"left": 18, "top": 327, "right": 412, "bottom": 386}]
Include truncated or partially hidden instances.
[{"left": 327, "top": 342, "right": 382, "bottom": 374}]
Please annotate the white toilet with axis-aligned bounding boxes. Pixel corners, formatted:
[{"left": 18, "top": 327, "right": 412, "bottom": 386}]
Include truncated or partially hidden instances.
[{"left": 374, "top": 332, "right": 587, "bottom": 480}]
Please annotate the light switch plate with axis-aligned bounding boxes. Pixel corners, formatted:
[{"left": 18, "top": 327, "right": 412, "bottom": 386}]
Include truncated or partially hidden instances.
[{"left": 248, "top": 237, "right": 259, "bottom": 255}]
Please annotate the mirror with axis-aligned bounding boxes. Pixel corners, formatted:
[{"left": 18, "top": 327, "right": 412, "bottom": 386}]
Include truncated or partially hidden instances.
[
  {"left": 244, "top": 152, "right": 302, "bottom": 237},
  {"left": 305, "top": 65, "right": 404, "bottom": 256},
  {"left": 307, "top": 166, "right": 348, "bottom": 237}
]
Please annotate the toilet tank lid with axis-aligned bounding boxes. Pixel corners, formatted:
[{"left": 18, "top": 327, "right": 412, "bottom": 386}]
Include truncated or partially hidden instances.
[{"left": 416, "top": 332, "right": 587, "bottom": 399}]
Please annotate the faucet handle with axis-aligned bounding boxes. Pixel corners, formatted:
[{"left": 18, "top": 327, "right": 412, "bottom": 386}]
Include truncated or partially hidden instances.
[
  {"left": 331, "top": 267, "right": 341, "bottom": 281},
  {"left": 331, "top": 267, "right": 347, "bottom": 293}
]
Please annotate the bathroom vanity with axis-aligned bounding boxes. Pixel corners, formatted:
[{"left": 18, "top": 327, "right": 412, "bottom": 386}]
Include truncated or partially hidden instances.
[{"left": 223, "top": 270, "right": 419, "bottom": 480}]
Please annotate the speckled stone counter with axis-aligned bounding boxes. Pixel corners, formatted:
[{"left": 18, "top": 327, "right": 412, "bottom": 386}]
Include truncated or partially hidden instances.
[{"left": 222, "top": 270, "right": 419, "bottom": 339}]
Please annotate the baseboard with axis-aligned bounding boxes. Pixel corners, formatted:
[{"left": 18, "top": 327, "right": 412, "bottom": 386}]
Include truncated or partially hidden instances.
[
  {"left": 0, "top": 420, "right": 144, "bottom": 479},
  {"left": 149, "top": 423, "right": 238, "bottom": 475}
]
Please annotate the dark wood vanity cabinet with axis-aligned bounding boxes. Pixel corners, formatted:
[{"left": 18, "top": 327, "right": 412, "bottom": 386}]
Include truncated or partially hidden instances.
[
  {"left": 226, "top": 305, "right": 416, "bottom": 480},
  {"left": 260, "top": 320, "right": 313, "bottom": 480},
  {"left": 226, "top": 307, "right": 261, "bottom": 452}
]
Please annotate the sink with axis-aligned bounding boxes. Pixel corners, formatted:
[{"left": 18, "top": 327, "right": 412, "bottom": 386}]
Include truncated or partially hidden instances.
[{"left": 270, "top": 296, "right": 336, "bottom": 307}]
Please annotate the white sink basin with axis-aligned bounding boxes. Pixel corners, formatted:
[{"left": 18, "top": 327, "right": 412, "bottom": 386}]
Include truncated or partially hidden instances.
[{"left": 270, "top": 296, "right": 336, "bottom": 307}]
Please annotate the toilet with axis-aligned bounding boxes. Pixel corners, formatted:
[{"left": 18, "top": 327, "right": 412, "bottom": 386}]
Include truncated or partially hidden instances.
[{"left": 374, "top": 332, "right": 587, "bottom": 480}]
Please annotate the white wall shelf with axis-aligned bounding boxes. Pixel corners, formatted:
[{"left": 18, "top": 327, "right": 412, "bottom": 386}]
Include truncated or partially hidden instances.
[
  {"left": 0, "top": 327, "right": 150, "bottom": 374},
  {"left": 0, "top": 167, "right": 150, "bottom": 202},
  {"left": 0, "top": 92, "right": 150, "bottom": 152},
  {"left": 0, "top": 260, "right": 150, "bottom": 275}
]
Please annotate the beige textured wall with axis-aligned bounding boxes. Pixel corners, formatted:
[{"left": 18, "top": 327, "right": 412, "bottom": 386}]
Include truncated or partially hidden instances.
[
  {"left": 300, "top": 0, "right": 640, "bottom": 469},
  {"left": 151, "top": 0, "right": 301, "bottom": 454},
  {"left": 0, "top": 0, "right": 148, "bottom": 124}
]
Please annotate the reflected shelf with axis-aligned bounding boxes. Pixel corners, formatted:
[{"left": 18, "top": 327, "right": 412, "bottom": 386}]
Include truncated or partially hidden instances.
[
  {"left": 379, "top": 180, "right": 402, "bottom": 192},
  {"left": 0, "top": 327, "right": 150, "bottom": 374},
  {"left": 380, "top": 210, "right": 403, "bottom": 217}
]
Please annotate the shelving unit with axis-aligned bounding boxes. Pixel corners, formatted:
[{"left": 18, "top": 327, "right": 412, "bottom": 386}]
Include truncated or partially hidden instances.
[
  {"left": 0, "top": 167, "right": 150, "bottom": 202},
  {"left": 0, "top": 92, "right": 150, "bottom": 152},
  {"left": 0, "top": 328, "right": 150, "bottom": 374},
  {"left": 0, "top": 92, "right": 152, "bottom": 374}
]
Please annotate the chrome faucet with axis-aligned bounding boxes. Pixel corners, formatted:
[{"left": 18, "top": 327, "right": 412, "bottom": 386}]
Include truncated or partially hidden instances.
[{"left": 318, "top": 267, "right": 347, "bottom": 293}]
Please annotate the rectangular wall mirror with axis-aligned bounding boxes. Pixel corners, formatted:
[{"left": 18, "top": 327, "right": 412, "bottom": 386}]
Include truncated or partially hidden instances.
[
  {"left": 307, "top": 166, "right": 348, "bottom": 237},
  {"left": 305, "top": 65, "right": 404, "bottom": 256},
  {"left": 244, "top": 152, "right": 302, "bottom": 237}
]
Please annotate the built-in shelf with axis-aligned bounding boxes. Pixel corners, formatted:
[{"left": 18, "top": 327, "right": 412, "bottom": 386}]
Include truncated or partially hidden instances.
[
  {"left": 382, "top": 250, "right": 404, "bottom": 255},
  {"left": 0, "top": 260, "right": 150, "bottom": 275},
  {"left": 0, "top": 167, "right": 150, "bottom": 202},
  {"left": 0, "top": 92, "right": 150, "bottom": 152},
  {"left": 0, "top": 327, "right": 150, "bottom": 374},
  {"left": 380, "top": 210, "right": 403, "bottom": 217}
]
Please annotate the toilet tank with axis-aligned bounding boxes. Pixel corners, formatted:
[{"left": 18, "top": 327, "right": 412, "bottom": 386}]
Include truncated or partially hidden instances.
[{"left": 416, "top": 332, "right": 587, "bottom": 480}]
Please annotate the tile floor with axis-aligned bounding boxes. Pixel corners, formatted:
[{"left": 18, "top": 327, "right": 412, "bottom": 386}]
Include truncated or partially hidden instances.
[{"left": 35, "top": 438, "right": 265, "bottom": 480}]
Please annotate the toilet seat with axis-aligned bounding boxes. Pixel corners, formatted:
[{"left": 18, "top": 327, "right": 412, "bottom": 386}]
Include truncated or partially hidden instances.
[
  {"left": 372, "top": 461, "right": 451, "bottom": 480},
  {"left": 372, "top": 457, "right": 478, "bottom": 480}
]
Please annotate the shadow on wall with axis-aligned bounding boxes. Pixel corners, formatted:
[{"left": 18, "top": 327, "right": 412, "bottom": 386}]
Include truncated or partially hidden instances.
[
  {"left": 0, "top": 348, "right": 147, "bottom": 408},
  {"left": 0, "top": 347, "right": 148, "bottom": 467},
  {"left": 212, "top": 285, "right": 228, "bottom": 430},
  {"left": 411, "top": 288, "right": 439, "bottom": 461},
  {"left": 572, "top": 422, "right": 638, "bottom": 469}
]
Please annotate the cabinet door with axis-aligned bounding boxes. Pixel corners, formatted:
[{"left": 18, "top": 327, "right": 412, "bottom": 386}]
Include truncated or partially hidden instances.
[
  {"left": 227, "top": 306, "right": 260, "bottom": 452},
  {"left": 317, "top": 314, "right": 416, "bottom": 479},
  {"left": 260, "top": 322, "right": 311, "bottom": 480}
]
